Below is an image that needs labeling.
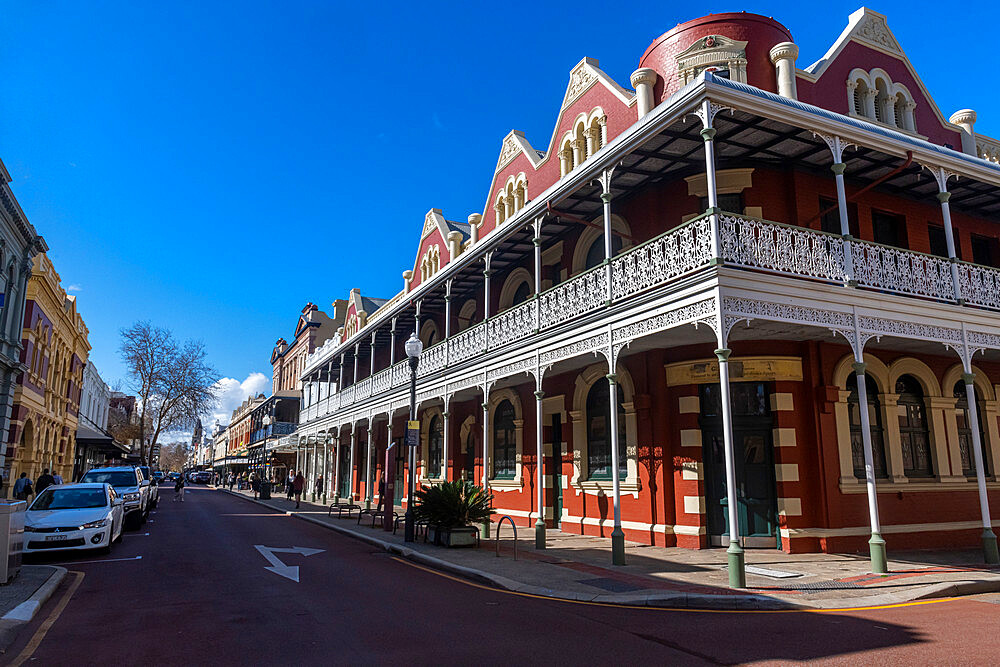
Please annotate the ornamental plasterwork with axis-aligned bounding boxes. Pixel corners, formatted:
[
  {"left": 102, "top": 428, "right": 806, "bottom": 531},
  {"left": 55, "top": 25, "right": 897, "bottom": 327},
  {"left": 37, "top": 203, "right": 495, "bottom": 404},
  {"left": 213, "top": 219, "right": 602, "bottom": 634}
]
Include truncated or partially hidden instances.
[
  {"left": 856, "top": 315, "right": 961, "bottom": 344},
  {"left": 448, "top": 374, "right": 484, "bottom": 394},
  {"left": 723, "top": 296, "right": 854, "bottom": 331},
  {"left": 693, "top": 101, "right": 734, "bottom": 129},
  {"left": 539, "top": 332, "right": 609, "bottom": 367},
  {"left": 563, "top": 62, "right": 598, "bottom": 109},
  {"left": 487, "top": 357, "right": 536, "bottom": 383},
  {"left": 676, "top": 35, "right": 748, "bottom": 85},
  {"left": 421, "top": 210, "right": 442, "bottom": 239},
  {"left": 611, "top": 297, "right": 717, "bottom": 345},
  {"left": 966, "top": 330, "right": 1000, "bottom": 350},
  {"left": 496, "top": 133, "right": 522, "bottom": 173},
  {"left": 852, "top": 11, "right": 902, "bottom": 55}
]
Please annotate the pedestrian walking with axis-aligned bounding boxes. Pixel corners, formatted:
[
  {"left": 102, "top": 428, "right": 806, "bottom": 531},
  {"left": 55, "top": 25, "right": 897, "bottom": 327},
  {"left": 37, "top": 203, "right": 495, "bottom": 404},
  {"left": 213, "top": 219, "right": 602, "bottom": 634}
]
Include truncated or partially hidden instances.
[
  {"left": 35, "top": 468, "right": 55, "bottom": 495},
  {"left": 293, "top": 471, "right": 304, "bottom": 509},
  {"left": 316, "top": 474, "right": 324, "bottom": 499},
  {"left": 228, "top": 473, "right": 235, "bottom": 491},
  {"left": 286, "top": 473, "right": 295, "bottom": 501},
  {"left": 173, "top": 473, "right": 185, "bottom": 502},
  {"left": 52, "top": 472, "right": 64, "bottom": 485},
  {"left": 12, "top": 472, "right": 32, "bottom": 501}
]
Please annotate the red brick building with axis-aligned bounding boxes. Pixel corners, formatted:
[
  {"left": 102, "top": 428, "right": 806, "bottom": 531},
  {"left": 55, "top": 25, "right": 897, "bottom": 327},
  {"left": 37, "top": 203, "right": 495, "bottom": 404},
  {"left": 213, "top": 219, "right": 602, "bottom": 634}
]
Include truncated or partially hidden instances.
[{"left": 294, "top": 9, "right": 1000, "bottom": 579}]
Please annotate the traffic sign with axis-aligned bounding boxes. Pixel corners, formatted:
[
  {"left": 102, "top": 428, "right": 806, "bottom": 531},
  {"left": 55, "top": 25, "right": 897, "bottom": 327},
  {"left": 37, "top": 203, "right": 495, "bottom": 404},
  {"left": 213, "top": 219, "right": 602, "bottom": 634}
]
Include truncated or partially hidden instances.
[{"left": 406, "top": 420, "right": 419, "bottom": 448}]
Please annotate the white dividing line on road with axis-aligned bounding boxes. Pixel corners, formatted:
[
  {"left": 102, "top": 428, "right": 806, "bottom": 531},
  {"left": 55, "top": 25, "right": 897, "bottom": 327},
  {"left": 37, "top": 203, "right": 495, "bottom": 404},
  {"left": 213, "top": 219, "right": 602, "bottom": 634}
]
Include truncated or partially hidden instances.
[
  {"left": 254, "top": 545, "right": 324, "bottom": 582},
  {"left": 123, "top": 533, "right": 151, "bottom": 537},
  {"left": 61, "top": 555, "right": 143, "bottom": 565}
]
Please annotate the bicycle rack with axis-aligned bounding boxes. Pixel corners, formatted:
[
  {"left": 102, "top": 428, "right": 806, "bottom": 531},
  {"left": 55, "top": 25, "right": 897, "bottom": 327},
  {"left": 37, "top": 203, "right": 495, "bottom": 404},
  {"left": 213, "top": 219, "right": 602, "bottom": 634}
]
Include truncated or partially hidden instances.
[{"left": 495, "top": 515, "right": 517, "bottom": 561}]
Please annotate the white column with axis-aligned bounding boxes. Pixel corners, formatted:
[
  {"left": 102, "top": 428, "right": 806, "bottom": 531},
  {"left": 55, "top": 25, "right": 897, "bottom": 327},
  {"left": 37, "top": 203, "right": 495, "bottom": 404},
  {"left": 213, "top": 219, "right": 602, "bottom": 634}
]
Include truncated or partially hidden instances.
[
  {"left": 349, "top": 427, "right": 357, "bottom": 502},
  {"left": 534, "top": 387, "right": 546, "bottom": 549},
  {"left": 442, "top": 408, "right": 450, "bottom": 481},
  {"left": 365, "top": 424, "right": 374, "bottom": 509},
  {"left": 949, "top": 109, "right": 977, "bottom": 157},
  {"left": 483, "top": 253, "right": 493, "bottom": 322},
  {"left": 629, "top": 68, "right": 658, "bottom": 117},
  {"left": 332, "top": 430, "right": 341, "bottom": 503},
  {"left": 700, "top": 100, "right": 722, "bottom": 261},
  {"left": 322, "top": 436, "right": 329, "bottom": 503},
  {"left": 598, "top": 169, "right": 615, "bottom": 303},
  {"left": 370, "top": 332, "right": 377, "bottom": 377},
  {"left": 853, "top": 360, "right": 888, "bottom": 573},
  {"left": 533, "top": 217, "right": 543, "bottom": 331},
  {"left": 716, "top": 348, "right": 745, "bottom": 586},
  {"left": 482, "top": 395, "right": 491, "bottom": 538},
  {"left": 607, "top": 372, "right": 625, "bottom": 565},
  {"left": 931, "top": 168, "right": 963, "bottom": 301},
  {"left": 768, "top": 42, "right": 799, "bottom": 100},
  {"left": 353, "top": 344, "right": 360, "bottom": 384},
  {"left": 389, "top": 318, "right": 397, "bottom": 366}
]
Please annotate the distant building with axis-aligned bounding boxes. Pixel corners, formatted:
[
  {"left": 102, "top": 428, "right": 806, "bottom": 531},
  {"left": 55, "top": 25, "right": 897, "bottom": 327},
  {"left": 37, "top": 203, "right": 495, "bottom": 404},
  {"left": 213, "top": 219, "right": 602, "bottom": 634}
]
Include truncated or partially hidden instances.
[{"left": 74, "top": 361, "right": 126, "bottom": 478}]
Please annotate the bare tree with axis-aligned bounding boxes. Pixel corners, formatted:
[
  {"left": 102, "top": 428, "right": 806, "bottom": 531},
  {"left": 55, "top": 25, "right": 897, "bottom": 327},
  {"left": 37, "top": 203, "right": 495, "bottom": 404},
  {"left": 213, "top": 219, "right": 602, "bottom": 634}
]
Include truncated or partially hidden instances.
[
  {"left": 120, "top": 322, "right": 219, "bottom": 466},
  {"left": 158, "top": 442, "right": 192, "bottom": 472}
]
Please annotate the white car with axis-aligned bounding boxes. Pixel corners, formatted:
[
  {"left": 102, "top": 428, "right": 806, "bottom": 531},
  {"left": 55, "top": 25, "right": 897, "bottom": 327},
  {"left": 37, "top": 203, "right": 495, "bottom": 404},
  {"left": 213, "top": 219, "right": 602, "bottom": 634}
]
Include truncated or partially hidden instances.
[{"left": 24, "top": 483, "right": 124, "bottom": 555}]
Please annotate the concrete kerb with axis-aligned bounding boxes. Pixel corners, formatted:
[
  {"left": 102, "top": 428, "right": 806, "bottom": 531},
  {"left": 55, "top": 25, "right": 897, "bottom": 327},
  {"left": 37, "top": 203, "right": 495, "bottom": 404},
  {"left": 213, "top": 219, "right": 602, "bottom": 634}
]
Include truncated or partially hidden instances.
[
  {"left": 220, "top": 490, "right": 997, "bottom": 611},
  {"left": 0, "top": 566, "right": 67, "bottom": 653},
  {"left": 221, "top": 489, "right": 804, "bottom": 610}
]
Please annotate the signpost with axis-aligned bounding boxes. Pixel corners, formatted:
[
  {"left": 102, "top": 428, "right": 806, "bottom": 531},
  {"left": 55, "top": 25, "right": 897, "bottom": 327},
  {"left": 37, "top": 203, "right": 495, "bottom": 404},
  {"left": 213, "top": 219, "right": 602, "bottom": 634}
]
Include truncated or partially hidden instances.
[{"left": 383, "top": 443, "right": 395, "bottom": 532}]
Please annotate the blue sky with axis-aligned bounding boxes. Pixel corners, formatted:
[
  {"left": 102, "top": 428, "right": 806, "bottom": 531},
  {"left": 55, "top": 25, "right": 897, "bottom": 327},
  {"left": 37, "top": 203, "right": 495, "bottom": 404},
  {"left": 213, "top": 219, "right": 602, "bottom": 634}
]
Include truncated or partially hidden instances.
[{"left": 2, "top": 1, "right": 998, "bottom": 417}]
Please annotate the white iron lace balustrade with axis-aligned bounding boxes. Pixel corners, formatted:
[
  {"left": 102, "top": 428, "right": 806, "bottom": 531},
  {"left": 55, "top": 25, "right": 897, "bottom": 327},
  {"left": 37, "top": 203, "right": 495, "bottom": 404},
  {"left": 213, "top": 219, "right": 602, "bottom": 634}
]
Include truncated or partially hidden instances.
[
  {"left": 539, "top": 264, "right": 606, "bottom": 329},
  {"left": 487, "top": 300, "right": 537, "bottom": 350},
  {"left": 957, "top": 262, "right": 1000, "bottom": 311},
  {"left": 720, "top": 214, "right": 848, "bottom": 282},
  {"left": 851, "top": 239, "right": 955, "bottom": 301},
  {"left": 355, "top": 376, "right": 372, "bottom": 400},
  {"left": 390, "top": 360, "right": 409, "bottom": 389},
  {"left": 449, "top": 321, "right": 487, "bottom": 364},
  {"left": 612, "top": 216, "right": 713, "bottom": 300},
  {"left": 417, "top": 340, "right": 448, "bottom": 378},
  {"left": 371, "top": 366, "right": 393, "bottom": 395}
]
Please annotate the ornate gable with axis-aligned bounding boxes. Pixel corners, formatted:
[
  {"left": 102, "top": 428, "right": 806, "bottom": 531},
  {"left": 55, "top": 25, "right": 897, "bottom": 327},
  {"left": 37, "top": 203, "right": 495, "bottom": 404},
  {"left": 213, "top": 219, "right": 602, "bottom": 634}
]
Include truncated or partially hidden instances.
[
  {"left": 675, "top": 34, "right": 748, "bottom": 85},
  {"left": 850, "top": 9, "right": 903, "bottom": 56},
  {"left": 562, "top": 57, "right": 600, "bottom": 109},
  {"left": 494, "top": 130, "right": 540, "bottom": 173}
]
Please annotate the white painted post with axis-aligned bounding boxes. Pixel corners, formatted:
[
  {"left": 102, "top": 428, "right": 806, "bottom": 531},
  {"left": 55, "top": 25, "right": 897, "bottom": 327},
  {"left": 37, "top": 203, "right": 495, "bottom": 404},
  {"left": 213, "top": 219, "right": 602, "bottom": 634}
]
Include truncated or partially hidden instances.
[
  {"left": 700, "top": 100, "right": 722, "bottom": 262},
  {"left": 716, "top": 347, "right": 745, "bottom": 586},
  {"left": 533, "top": 217, "right": 543, "bottom": 331},
  {"left": 931, "top": 168, "right": 963, "bottom": 302},
  {"left": 442, "top": 405, "right": 450, "bottom": 482},
  {"left": 535, "top": 385, "right": 545, "bottom": 550},
  {"left": 853, "top": 359, "right": 888, "bottom": 573},
  {"left": 482, "top": 393, "right": 491, "bottom": 538},
  {"left": 607, "top": 371, "right": 625, "bottom": 566},
  {"left": 365, "top": 423, "right": 374, "bottom": 510}
]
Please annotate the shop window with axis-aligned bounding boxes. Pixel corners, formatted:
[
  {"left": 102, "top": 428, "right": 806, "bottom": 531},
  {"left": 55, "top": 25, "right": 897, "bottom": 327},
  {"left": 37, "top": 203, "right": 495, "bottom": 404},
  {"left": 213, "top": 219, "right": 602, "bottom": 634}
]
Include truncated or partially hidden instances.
[
  {"left": 896, "top": 375, "right": 933, "bottom": 477},
  {"left": 428, "top": 415, "right": 442, "bottom": 479},
  {"left": 871, "top": 210, "right": 906, "bottom": 248},
  {"left": 971, "top": 234, "right": 996, "bottom": 267},
  {"left": 585, "top": 379, "right": 627, "bottom": 480},
  {"left": 928, "top": 225, "right": 949, "bottom": 258},
  {"left": 954, "top": 381, "right": 990, "bottom": 478},
  {"left": 847, "top": 374, "right": 888, "bottom": 479},
  {"left": 492, "top": 400, "right": 516, "bottom": 480}
]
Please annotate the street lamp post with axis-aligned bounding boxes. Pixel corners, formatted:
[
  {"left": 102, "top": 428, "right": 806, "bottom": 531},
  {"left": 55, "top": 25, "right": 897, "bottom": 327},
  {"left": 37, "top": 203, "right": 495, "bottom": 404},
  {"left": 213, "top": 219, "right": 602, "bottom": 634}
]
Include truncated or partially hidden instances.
[
  {"left": 403, "top": 332, "right": 423, "bottom": 543},
  {"left": 260, "top": 414, "right": 272, "bottom": 499}
]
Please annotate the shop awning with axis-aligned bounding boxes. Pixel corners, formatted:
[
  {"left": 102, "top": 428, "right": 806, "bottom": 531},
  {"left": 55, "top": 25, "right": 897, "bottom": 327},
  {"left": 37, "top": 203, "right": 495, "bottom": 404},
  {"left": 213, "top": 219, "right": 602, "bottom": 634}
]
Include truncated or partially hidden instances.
[{"left": 75, "top": 424, "right": 129, "bottom": 455}]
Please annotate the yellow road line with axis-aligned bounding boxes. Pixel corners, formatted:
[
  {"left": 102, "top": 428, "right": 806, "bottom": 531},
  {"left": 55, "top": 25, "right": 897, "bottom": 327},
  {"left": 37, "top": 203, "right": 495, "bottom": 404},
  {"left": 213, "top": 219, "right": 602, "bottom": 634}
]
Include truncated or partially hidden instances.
[
  {"left": 9, "top": 570, "right": 85, "bottom": 666},
  {"left": 390, "top": 556, "right": 959, "bottom": 614}
]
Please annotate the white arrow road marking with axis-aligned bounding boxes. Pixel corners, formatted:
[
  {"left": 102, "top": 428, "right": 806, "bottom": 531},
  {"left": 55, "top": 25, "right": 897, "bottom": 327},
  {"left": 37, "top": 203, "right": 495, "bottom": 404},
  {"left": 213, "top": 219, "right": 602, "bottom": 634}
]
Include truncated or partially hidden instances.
[{"left": 254, "top": 545, "right": 324, "bottom": 582}]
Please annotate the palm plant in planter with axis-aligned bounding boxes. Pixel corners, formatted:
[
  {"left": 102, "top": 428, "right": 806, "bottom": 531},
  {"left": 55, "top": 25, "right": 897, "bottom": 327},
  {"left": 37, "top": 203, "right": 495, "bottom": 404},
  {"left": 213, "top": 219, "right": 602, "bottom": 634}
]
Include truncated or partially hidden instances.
[{"left": 413, "top": 480, "right": 493, "bottom": 547}]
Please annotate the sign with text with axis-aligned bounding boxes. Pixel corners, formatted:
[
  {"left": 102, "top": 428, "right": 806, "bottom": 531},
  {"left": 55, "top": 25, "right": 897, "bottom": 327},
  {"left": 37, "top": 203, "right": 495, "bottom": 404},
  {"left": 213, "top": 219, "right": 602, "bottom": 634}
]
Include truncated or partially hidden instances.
[{"left": 406, "top": 421, "right": 419, "bottom": 448}]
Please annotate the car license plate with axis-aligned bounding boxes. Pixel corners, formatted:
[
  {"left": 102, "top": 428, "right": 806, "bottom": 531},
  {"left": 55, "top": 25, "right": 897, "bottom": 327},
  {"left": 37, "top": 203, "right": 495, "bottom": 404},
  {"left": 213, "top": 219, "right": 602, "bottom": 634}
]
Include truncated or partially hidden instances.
[{"left": 44, "top": 535, "right": 68, "bottom": 541}]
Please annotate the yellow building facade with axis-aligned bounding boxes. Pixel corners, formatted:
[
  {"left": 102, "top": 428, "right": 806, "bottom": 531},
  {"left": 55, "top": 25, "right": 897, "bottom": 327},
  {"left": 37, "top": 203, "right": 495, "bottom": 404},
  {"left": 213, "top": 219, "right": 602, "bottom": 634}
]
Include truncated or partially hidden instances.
[{"left": 6, "top": 253, "right": 90, "bottom": 489}]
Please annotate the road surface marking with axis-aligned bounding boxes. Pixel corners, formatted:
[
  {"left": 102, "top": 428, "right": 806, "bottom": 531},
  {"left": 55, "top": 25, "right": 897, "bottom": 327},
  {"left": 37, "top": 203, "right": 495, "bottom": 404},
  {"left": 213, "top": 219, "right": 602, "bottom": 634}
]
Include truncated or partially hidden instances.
[
  {"left": 389, "top": 557, "right": 961, "bottom": 615},
  {"left": 123, "top": 533, "right": 151, "bottom": 537},
  {"left": 9, "top": 570, "right": 85, "bottom": 666},
  {"left": 63, "top": 555, "right": 142, "bottom": 565},
  {"left": 254, "top": 545, "right": 324, "bottom": 582}
]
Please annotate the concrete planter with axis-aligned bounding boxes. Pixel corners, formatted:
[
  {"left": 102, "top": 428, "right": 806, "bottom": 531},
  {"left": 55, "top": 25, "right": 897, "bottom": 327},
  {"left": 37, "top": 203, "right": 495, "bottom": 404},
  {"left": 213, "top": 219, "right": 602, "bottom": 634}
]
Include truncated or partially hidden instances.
[{"left": 429, "top": 525, "right": 479, "bottom": 547}]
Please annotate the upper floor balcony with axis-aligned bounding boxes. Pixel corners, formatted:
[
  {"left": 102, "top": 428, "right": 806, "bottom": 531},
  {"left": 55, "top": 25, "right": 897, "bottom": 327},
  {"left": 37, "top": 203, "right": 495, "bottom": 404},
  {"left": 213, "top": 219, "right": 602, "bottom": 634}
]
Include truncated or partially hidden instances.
[{"left": 299, "top": 73, "right": 1000, "bottom": 425}]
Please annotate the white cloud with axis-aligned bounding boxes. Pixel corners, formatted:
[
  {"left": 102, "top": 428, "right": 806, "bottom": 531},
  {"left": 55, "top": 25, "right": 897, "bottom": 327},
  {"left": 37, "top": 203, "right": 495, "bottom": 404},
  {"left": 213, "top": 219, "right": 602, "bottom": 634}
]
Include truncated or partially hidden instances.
[
  {"left": 67, "top": 284, "right": 82, "bottom": 292},
  {"left": 160, "top": 371, "right": 269, "bottom": 444}
]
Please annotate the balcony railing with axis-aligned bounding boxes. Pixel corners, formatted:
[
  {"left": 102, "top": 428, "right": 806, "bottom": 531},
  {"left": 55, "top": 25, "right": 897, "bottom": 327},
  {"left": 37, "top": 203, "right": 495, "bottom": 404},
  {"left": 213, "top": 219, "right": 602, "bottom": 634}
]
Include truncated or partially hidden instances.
[{"left": 301, "top": 213, "right": 1000, "bottom": 424}]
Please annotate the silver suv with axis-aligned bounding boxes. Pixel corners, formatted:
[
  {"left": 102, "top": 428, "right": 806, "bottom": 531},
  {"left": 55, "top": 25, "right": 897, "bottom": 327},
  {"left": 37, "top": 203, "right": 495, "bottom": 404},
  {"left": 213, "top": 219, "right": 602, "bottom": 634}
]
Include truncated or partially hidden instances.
[
  {"left": 79, "top": 466, "right": 150, "bottom": 526},
  {"left": 137, "top": 466, "right": 159, "bottom": 508}
]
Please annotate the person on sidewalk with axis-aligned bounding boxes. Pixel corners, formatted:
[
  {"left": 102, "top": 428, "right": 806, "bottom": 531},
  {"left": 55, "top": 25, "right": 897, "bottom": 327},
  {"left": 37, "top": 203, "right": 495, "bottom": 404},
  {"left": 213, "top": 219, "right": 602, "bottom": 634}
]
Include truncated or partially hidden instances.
[
  {"left": 286, "top": 473, "right": 295, "bottom": 501},
  {"left": 228, "top": 473, "right": 235, "bottom": 491},
  {"left": 293, "top": 471, "right": 304, "bottom": 509},
  {"left": 173, "top": 473, "right": 185, "bottom": 502},
  {"left": 35, "top": 468, "right": 55, "bottom": 496},
  {"left": 12, "top": 472, "right": 32, "bottom": 501},
  {"left": 316, "top": 474, "right": 324, "bottom": 500},
  {"left": 52, "top": 472, "right": 64, "bottom": 485}
]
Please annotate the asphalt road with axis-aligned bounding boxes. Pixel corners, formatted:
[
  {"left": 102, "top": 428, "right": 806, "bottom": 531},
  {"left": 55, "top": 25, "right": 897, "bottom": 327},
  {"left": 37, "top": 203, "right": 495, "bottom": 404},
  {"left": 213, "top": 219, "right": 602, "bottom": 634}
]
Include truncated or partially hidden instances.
[{"left": 7, "top": 486, "right": 999, "bottom": 666}]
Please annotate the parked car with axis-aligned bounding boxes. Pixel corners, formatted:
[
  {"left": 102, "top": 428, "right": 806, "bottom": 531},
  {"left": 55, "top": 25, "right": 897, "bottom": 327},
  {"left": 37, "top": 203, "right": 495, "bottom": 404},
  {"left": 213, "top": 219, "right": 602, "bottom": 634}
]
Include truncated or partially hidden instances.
[
  {"left": 192, "top": 471, "right": 212, "bottom": 484},
  {"left": 138, "top": 466, "right": 159, "bottom": 508},
  {"left": 79, "top": 466, "right": 150, "bottom": 526},
  {"left": 24, "top": 483, "right": 124, "bottom": 555},
  {"left": 153, "top": 471, "right": 164, "bottom": 485}
]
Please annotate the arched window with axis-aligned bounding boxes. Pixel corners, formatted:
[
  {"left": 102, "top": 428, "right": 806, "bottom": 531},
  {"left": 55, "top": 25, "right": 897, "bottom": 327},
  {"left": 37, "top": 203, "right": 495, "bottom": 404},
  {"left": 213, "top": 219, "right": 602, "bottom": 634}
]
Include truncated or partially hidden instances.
[
  {"left": 511, "top": 281, "right": 531, "bottom": 307},
  {"left": 896, "top": 375, "right": 933, "bottom": 477},
  {"left": 585, "top": 379, "right": 626, "bottom": 479},
  {"left": 492, "top": 400, "right": 516, "bottom": 480},
  {"left": 584, "top": 235, "right": 623, "bottom": 271},
  {"left": 852, "top": 80, "right": 867, "bottom": 116},
  {"left": 847, "top": 373, "right": 888, "bottom": 479},
  {"left": 457, "top": 299, "right": 477, "bottom": 332},
  {"left": 428, "top": 414, "right": 442, "bottom": 479},
  {"left": 953, "top": 381, "right": 990, "bottom": 477}
]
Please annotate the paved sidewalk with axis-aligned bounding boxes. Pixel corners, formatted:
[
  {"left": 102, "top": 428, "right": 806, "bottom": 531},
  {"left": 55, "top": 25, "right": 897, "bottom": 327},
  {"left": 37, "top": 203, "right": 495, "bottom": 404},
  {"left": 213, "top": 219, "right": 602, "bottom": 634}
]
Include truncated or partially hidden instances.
[{"left": 222, "top": 487, "right": 1000, "bottom": 610}]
